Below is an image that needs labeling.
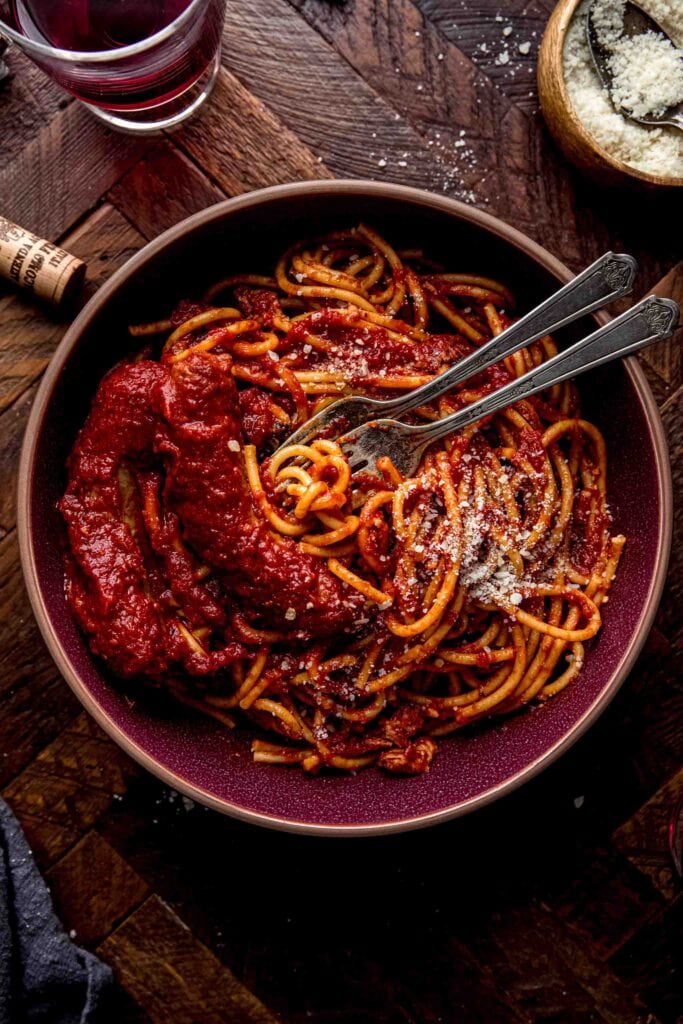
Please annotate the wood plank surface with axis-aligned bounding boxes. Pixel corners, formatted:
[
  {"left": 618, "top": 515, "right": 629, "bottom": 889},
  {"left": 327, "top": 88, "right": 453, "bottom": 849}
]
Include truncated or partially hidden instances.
[
  {"left": 0, "top": 47, "right": 69, "bottom": 174},
  {"left": 98, "top": 896, "right": 281, "bottom": 1024},
  {"left": 46, "top": 831, "right": 150, "bottom": 946},
  {"left": 0, "top": 2, "right": 681, "bottom": 1021},
  {"left": 0, "top": 103, "right": 148, "bottom": 243},
  {"left": 0, "top": 204, "right": 144, "bottom": 412},
  {"left": 416, "top": 0, "right": 552, "bottom": 112}
]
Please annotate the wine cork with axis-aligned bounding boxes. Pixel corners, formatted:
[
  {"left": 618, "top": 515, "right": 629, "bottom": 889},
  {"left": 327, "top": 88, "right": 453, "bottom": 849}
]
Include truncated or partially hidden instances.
[{"left": 0, "top": 217, "right": 86, "bottom": 307}]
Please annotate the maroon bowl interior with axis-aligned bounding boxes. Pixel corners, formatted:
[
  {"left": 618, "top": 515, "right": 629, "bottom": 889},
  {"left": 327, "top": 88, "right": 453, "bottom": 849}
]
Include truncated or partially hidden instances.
[{"left": 19, "top": 182, "right": 671, "bottom": 834}]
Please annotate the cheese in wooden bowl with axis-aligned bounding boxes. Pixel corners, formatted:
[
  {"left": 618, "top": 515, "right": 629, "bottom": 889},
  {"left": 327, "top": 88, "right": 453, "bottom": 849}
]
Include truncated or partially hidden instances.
[{"left": 538, "top": 0, "right": 683, "bottom": 187}]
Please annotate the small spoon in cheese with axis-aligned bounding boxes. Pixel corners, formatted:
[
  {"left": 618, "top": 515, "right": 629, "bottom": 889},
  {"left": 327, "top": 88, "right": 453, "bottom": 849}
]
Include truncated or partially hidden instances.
[{"left": 587, "top": 0, "right": 683, "bottom": 131}]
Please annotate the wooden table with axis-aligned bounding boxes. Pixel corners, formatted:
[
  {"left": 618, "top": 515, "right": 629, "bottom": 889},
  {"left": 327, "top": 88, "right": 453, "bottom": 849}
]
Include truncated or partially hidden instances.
[{"left": 1, "top": 2, "right": 682, "bottom": 1021}]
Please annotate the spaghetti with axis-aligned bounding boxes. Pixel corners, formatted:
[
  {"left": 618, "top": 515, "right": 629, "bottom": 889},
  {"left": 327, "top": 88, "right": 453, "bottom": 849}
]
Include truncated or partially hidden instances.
[{"left": 60, "top": 225, "right": 624, "bottom": 775}]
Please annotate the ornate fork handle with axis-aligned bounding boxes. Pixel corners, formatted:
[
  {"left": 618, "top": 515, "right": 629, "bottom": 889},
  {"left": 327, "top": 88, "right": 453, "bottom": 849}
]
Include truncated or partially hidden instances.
[
  {"left": 275, "top": 252, "right": 638, "bottom": 453},
  {"left": 377, "top": 252, "right": 638, "bottom": 419},
  {"left": 414, "top": 296, "right": 679, "bottom": 445}
]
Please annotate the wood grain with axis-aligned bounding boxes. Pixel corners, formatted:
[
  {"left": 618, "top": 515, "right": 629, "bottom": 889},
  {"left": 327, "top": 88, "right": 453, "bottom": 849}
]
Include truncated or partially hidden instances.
[
  {"left": 0, "top": 532, "right": 80, "bottom": 788},
  {"left": 0, "top": 204, "right": 143, "bottom": 413},
  {"left": 109, "top": 141, "right": 225, "bottom": 240},
  {"left": 609, "top": 898, "right": 683, "bottom": 1024},
  {"left": 548, "top": 844, "right": 665, "bottom": 960},
  {"left": 613, "top": 767, "right": 683, "bottom": 901},
  {"left": 0, "top": 104, "right": 148, "bottom": 244},
  {"left": 99, "top": 895, "right": 281, "bottom": 1024},
  {"left": 282, "top": 0, "right": 583, "bottom": 260},
  {"left": 3, "top": 714, "right": 138, "bottom": 868},
  {"left": 459, "top": 901, "right": 658, "bottom": 1023},
  {"left": 415, "top": 0, "right": 550, "bottom": 112},
  {"left": 657, "top": 386, "right": 683, "bottom": 651},
  {"left": 0, "top": 3, "right": 681, "bottom": 1021},
  {"left": 281, "top": 0, "right": 682, "bottom": 284},
  {"left": 641, "top": 262, "right": 683, "bottom": 389},
  {"left": 46, "top": 831, "right": 149, "bottom": 946},
  {"left": 221, "top": 0, "right": 446, "bottom": 192},
  {"left": 0, "top": 48, "right": 68, "bottom": 175},
  {"left": 0, "top": 383, "right": 36, "bottom": 535},
  {"left": 175, "top": 66, "right": 332, "bottom": 193}
]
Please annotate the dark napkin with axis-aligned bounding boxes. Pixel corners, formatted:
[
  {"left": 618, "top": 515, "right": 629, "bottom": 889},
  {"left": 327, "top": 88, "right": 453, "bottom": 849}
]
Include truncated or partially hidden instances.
[{"left": 0, "top": 798, "right": 113, "bottom": 1024}]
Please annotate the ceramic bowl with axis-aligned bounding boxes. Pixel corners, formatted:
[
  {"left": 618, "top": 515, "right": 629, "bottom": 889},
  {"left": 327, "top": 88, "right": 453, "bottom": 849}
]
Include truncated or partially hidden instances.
[{"left": 18, "top": 180, "right": 672, "bottom": 835}]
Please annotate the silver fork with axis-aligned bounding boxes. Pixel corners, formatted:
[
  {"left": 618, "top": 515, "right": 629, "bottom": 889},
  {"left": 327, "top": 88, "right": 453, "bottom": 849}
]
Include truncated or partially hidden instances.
[
  {"left": 338, "top": 295, "right": 679, "bottom": 478},
  {"left": 276, "top": 252, "right": 638, "bottom": 452}
]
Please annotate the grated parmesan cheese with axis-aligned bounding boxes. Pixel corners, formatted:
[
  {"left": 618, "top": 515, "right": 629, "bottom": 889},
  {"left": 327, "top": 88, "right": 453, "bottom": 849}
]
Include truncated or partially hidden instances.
[
  {"left": 424, "top": 460, "right": 561, "bottom": 610},
  {"left": 591, "top": 0, "right": 683, "bottom": 117},
  {"left": 563, "top": 0, "right": 683, "bottom": 178},
  {"left": 608, "top": 31, "right": 683, "bottom": 118}
]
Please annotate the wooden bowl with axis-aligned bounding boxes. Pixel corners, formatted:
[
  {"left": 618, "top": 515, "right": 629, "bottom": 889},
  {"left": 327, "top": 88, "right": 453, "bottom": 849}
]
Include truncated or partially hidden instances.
[
  {"left": 17, "top": 181, "right": 673, "bottom": 835},
  {"left": 538, "top": 0, "right": 683, "bottom": 188}
]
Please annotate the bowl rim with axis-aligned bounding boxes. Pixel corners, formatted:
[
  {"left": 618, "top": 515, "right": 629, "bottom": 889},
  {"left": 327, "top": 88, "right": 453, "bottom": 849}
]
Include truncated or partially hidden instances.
[
  {"left": 17, "top": 179, "right": 674, "bottom": 836},
  {"left": 541, "top": 0, "right": 683, "bottom": 189}
]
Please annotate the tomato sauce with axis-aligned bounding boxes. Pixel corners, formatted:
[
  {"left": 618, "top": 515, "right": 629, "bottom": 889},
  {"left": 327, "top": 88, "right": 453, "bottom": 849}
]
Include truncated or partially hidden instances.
[{"left": 60, "top": 352, "right": 367, "bottom": 680}]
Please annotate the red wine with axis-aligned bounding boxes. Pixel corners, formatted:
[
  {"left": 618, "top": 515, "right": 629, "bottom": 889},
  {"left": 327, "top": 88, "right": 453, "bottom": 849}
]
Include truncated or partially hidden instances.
[
  {"left": 9, "top": 0, "right": 224, "bottom": 110},
  {"left": 12, "top": 0, "right": 192, "bottom": 51}
]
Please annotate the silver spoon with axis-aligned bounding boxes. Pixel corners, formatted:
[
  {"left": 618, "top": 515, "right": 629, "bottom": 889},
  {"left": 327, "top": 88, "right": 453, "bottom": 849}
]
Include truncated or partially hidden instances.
[{"left": 587, "top": 0, "right": 683, "bottom": 132}]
